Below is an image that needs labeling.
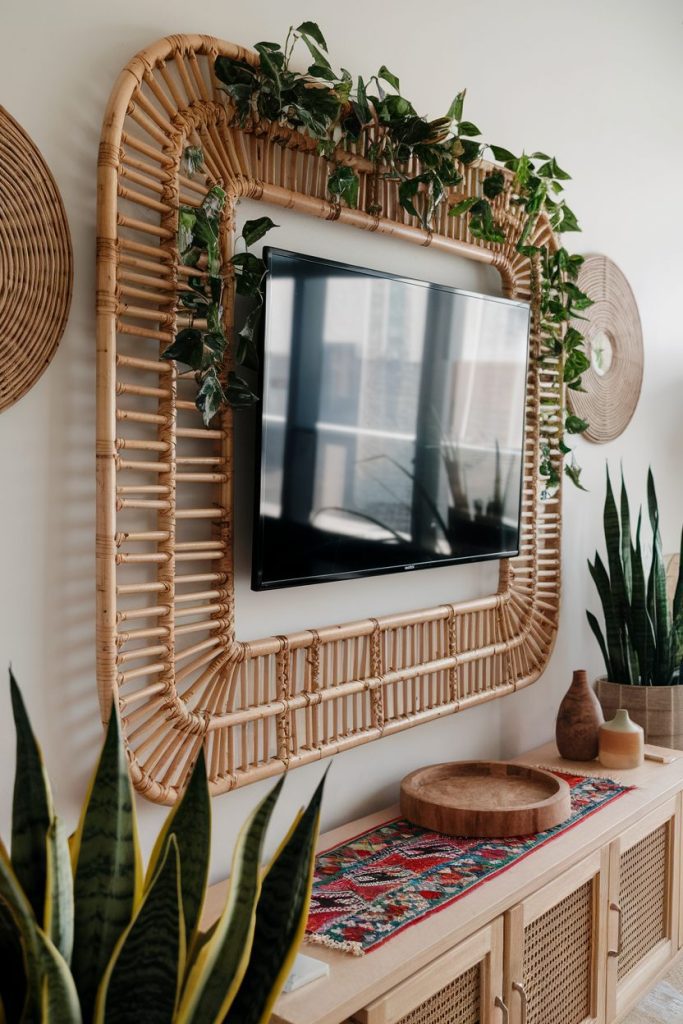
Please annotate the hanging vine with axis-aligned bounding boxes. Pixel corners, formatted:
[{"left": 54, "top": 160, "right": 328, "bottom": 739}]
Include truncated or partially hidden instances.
[{"left": 163, "top": 21, "right": 592, "bottom": 493}]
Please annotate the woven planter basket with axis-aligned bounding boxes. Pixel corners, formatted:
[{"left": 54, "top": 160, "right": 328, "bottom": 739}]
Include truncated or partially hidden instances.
[{"left": 595, "top": 678, "right": 683, "bottom": 751}]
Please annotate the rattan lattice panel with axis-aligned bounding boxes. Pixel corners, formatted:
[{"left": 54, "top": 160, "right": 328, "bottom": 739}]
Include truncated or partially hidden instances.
[
  {"left": 396, "top": 963, "right": 480, "bottom": 1024},
  {"left": 618, "top": 824, "right": 669, "bottom": 981},
  {"left": 523, "top": 880, "right": 594, "bottom": 1024},
  {"left": 96, "top": 35, "right": 563, "bottom": 803}
]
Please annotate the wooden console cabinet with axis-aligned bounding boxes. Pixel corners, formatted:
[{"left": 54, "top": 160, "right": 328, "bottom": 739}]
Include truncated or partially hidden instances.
[{"left": 265, "top": 743, "right": 683, "bottom": 1024}]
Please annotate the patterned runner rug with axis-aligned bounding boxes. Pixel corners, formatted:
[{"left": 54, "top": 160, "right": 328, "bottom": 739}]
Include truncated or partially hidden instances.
[{"left": 306, "top": 771, "right": 632, "bottom": 956}]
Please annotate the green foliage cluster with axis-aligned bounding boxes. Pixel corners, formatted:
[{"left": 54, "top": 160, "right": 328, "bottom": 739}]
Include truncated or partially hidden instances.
[
  {"left": 162, "top": 171, "right": 277, "bottom": 424},
  {"left": 165, "top": 21, "right": 593, "bottom": 488},
  {"left": 0, "top": 672, "right": 325, "bottom": 1023},
  {"left": 587, "top": 468, "right": 683, "bottom": 686}
]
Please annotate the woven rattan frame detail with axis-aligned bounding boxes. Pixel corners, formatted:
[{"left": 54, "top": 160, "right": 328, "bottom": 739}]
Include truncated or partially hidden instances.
[
  {"left": 395, "top": 963, "right": 480, "bottom": 1024},
  {"left": 96, "top": 34, "right": 563, "bottom": 804},
  {"left": 0, "top": 107, "right": 73, "bottom": 412}
]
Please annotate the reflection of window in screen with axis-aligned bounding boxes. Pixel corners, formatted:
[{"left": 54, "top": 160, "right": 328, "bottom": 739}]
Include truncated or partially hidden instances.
[{"left": 262, "top": 275, "right": 295, "bottom": 517}]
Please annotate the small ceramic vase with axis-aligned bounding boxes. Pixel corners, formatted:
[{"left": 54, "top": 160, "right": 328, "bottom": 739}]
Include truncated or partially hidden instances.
[
  {"left": 556, "top": 669, "right": 604, "bottom": 761},
  {"left": 599, "top": 709, "right": 644, "bottom": 769}
]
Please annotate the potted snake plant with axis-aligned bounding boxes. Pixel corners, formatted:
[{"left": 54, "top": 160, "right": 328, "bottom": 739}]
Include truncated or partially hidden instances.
[
  {"left": 0, "top": 671, "right": 325, "bottom": 1023},
  {"left": 587, "top": 467, "right": 683, "bottom": 748}
]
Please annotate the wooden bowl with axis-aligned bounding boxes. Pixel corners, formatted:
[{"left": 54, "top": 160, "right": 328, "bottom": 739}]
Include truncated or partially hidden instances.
[{"left": 400, "top": 761, "right": 571, "bottom": 837}]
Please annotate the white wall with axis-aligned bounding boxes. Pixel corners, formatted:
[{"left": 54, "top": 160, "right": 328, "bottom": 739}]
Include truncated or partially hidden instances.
[{"left": 1, "top": 0, "right": 682, "bottom": 874}]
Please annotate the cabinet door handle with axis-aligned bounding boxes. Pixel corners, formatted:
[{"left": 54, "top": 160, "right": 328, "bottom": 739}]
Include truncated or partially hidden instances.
[
  {"left": 512, "top": 980, "right": 528, "bottom": 1024},
  {"left": 495, "top": 995, "right": 509, "bottom": 1023},
  {"left": 608, "top": 901, "right": 623, "bottom": 958}
]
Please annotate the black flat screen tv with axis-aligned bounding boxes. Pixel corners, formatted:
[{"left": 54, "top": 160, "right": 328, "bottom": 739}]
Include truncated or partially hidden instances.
[{"left": 252, "top": 247, "right": 530, "bottom": 591}]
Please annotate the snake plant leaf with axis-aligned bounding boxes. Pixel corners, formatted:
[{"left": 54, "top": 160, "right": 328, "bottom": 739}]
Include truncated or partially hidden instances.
[
  {"left": 629, "top": 512, "right": 655, "bottom": 684},
  {"left": 37, "top": 929, "right": 81, "bottom": 1024},
  {"left": 672, "top": 526, "right": 683, "bottom": 669},
  {"left": 95, "top": 836, "right": 184, "bottom": 1024},
  {"left": 647, "top": 473, "right": 672, "bottom": 681},
  {"left": 0, "top": 893, "right": 27, "bottom": 1023},
  {"left": 225, "top": 771, "right": 327, "bottom": 1024},
  {"left": 588, "top": 554, "right": 627, "bottom": 683},
  {"left": 620, "top": 469, "right": 633, "bottom": 603},
  {"left": 0, "top": 841, "right": 41, "bottom": 1019},
  {"left": 603, "top": 468, "right": 631, "bottom": 650},
  {"left": 9, "top": 669, "right": 53, "bottom": 922},
  {"left": 586, "top": 611, "right": 611, "bottom": 680},
  {"left": 176, "top": 778, "right": 284, "bottom": 1024},
  {"left": 71, "top": 702, "right": 143, "bottom": 1022},
  {"left": 44, "top": 816, "right": 73, "bottom": 966},
  {"left": 144, "top": 747, "right": 210, "bottom": 951}
]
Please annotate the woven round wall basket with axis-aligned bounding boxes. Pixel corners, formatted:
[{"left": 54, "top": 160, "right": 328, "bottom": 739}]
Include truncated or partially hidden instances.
[
  {"left": 567, "top": 254, "right": 643, "bottom": 444},
  {"left": 0, "top": 106, "right": 73, "bottom": 413}
]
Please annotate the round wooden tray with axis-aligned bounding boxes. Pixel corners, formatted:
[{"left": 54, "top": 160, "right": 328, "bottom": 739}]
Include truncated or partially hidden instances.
[{"left": 400, "top": 761, "right": 572, "bottom": 837}]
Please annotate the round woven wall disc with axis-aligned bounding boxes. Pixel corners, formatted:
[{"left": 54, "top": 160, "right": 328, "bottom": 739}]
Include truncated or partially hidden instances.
[
  {"left": 0, "top": 106, "right": 73, "bottom": 412},
  {"left": 567, "top": 254, "right": 643, "bottom": 443}
]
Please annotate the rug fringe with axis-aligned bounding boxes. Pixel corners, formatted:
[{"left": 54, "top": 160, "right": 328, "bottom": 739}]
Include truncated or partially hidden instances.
[{"left": 305, "top": 933, "right": 365, "bottom": 957}]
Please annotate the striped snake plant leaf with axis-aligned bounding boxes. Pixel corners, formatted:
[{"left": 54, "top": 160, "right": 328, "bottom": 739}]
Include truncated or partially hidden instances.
[
  {"left": 225, "top": 771, "right": 327, "bottom": 1024},
  {"left": 586, "top": 611, "right": 611, "bottom": 680},
  {"left": 94, "top": 836, "right": 184, "bottom": 1024},
  {"left": 672, "top": 526, "right": 683, "bottom": 669},
  {"left": 603, "top": 468, "right": 630, "bottom": 639},
  {"left": 647, "top": 470, "right": 672, "bottom": 680},
  {"left": 588, "top": 554, "right": 628, "bottom": 683},
  {"left": 9, "top": 670, "right": 53, "bottom": 922},
  {"left": 71, "top": 702, "right": 143, "bottom": 1022},
  {"left": 0, "top": 840, "right": 41, "bottom": 1021},
  {"left": 629, "top": 513, "right": 656, "bottom": 684},
  {"left": 0, "top": 893, "right": 27, "bottom": 1023},
  {"left": 145, "top": 746, "right": 211, "bottom": 952},
  {"left": 37, "top": 929, "right": 81, "bottom": 1024},
  {"left": 176, "top": 777, "right": 284, "bottom": 1024},
  {"left": 44, "top": 816, "right": 73, "bottom": 966},
  {"left": 620, "top": 468, "right": 633, "bottom": 603}
]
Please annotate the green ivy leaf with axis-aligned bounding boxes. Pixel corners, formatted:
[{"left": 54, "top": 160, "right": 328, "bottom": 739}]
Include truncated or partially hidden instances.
[
  {"left": 563, "top": 349, "right": 590, "bottom": 382},
  {"left": 328, "top": 165, "right": 359, "bottom": 208},
  {"left": 195, "top": 370, "right": 225, "bottom": 426},
  {"left": 296, "top": 21, "right": 328, "bottom": 50},
  {"left": 353, "top": 76, "right": 371, "bottom": 126},
  {"left": 447, "top": 90, "right": 465, "bottom": 122},
  {"left": 178, "top": 208, "right": 197, "bottom": 255},
  {"left": 483, "top": 171, "right": 505, "bottom": 199},
  {"left": 458, "top": 139, "right": 481, "bottom": 165},
  {"left": 231, "top": 252, "right": 266, "bottom": 296},
  {"left": 448, "top": 196, "right": 479, "bottom": 217},
  {"left": 236, "top": 306, "right": 263, "bottom": 371},
  {"left": 225, "top": 371, "right": 258, "bottom": 408},
  {"left": 566, "top": 413, "right": 589, "bottom": 434},
  {"left": 565, "top": 462, "right": 588, "bottom": 490},
  {"left": 183, "top": 147, "right": 204, "bottom": 176},
  {"left": 490, "top": 144, "right": 517, "bottom": 162},
  {"left": 241, "top": 217, "right": 278, "bottom": 247},
  {"left": 377, "top": 65, "right": 400, "bottom": 92},
  {"left": 457, "top": 121, "right": 481, "bottom": 137}
]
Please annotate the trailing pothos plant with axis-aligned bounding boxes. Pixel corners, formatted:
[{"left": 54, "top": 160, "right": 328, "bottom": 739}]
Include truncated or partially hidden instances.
[
  {"left": 161, "top": 163, "right": 277, "bottom": 425},
  {"left": 164, "top": 20, "right": 594, "bottom": 491}
]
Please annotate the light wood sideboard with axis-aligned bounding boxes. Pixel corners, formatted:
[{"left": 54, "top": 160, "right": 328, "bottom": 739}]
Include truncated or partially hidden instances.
[{"left": 205, "top": 742, "right": 683, "bottom": 1024}]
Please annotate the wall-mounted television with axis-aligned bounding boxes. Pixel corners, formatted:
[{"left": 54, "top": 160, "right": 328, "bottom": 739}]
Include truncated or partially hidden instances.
[{"left": 251, "top": 247, "right": 530, "bottom": 591}]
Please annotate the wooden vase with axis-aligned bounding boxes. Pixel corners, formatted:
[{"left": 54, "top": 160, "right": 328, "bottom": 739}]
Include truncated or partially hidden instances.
[{"left": 556, "top": 669, "right": 604, "bottom": 761}]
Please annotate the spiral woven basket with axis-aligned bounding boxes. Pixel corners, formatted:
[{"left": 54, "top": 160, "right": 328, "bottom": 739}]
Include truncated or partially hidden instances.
[
  {"left": 567, "top": 254, "right": 643, "bottom": 443},
  {"left": 0, "top": 106, "right": 73, "bottom": 412}
]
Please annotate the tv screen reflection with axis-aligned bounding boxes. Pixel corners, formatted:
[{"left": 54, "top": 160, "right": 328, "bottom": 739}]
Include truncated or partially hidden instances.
[{"left": 252, "top": 248, "right": 530, "bottom": 590}]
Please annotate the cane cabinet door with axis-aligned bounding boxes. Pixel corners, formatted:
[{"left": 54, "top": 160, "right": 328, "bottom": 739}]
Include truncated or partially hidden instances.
[
  {"left": 352, "top": 918, "right": 505, "bottom": 1024},
  {"left": 504, "top": 847, "right": 610, "bottom": 1024},
  {"left": 605, "top": 797, "right": 680, "bottom": 1022}
]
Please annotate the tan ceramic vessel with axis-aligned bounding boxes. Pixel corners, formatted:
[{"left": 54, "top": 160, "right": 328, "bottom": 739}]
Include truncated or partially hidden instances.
[{"left": 599, "top": 708, "right": 644, "bottom": 769}]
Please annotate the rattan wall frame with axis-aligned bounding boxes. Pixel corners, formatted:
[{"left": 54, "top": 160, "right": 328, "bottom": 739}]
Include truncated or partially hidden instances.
[{"left": 96, "top": 34, "right": 563, "bottom": 804}]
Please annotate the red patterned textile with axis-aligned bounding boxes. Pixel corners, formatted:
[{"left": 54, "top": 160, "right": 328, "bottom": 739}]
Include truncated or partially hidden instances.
[{"left": 306, "top": 772, "right": 632, "bottom": 955}]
